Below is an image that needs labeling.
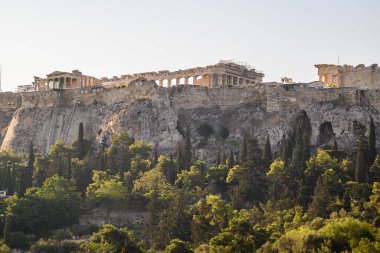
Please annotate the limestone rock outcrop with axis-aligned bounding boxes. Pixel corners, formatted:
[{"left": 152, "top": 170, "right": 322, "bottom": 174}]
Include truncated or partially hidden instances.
[{"left": 0, "top": 81, "right": 379, "bottom": 162}]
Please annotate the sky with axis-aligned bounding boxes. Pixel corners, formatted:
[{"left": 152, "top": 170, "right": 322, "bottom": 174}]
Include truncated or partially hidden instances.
[{"left": 0, "top": 0, "right": 379, "bottom": 91}]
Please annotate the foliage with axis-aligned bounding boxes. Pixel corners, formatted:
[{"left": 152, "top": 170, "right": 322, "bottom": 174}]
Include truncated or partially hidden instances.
[
  {"left": 197, "top": 122, "right": 214, "bottom": 140},
  {"left": 30, "top": 239, "right": 80, "bottom": 253},
  {"left": 218, "top": 126, "right": 230, "bottom": 140},
  {"left": 0, "top": 131, "right": 379, "bottom": 252},
  {"left": 165, "top": 239, "right": 193, "bottom": 253},
  {"left": 79, "top": 224, "right": 145, "bottom": 253},
  {"left": 86, "top": 171, "right": 127, "bottom": 205}
]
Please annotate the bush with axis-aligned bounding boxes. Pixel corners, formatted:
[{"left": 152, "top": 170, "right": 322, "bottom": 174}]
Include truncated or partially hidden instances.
[
  {"left": 0, "top": 243, "right": 12, "bottom": 253},
  {"left": 30, "top": 239, "right": 80, "bottom": 253},
  {"left": 51, "top": 228, "right": 73, "bottom": 240},
  {"left": 69, "top": 224, "right": 99, "bottom": 237},
  {"left": 165, "top": 239, "right": 194, "bottom": 253},
  {"left": 218, "top": 126, "right": 230, "bottom": 140},
  {"left": 6, "top": 231, "right": 30, "bottom": 250},
  {"left": 197, "top": 122, "right": 214, "bottom": 140}
]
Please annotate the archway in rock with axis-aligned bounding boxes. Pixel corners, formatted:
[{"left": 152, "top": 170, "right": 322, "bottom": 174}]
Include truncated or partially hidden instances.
[{"left": 317, "top": 121, "right": 334, "bottom": 146}]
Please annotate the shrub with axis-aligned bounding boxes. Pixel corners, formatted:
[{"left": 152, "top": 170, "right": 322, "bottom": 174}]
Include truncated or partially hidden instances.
[
  {"left": 6, "top": 231, "right": 30, "bottom": 250},
  {"left": 0, "top": 243, "right": 12, "bottom": 253},
  {"left": 165, "top": 239, "right": 193, "bottom": 253},
  {"left": 30, "top": 239, "right": 80, "bottom": 253},
  {"left": 218, "top": 126, "right": 230, "bottom": 140},
  {"left": 69, "top": 224, "right": 99, "bottom": 237},
  {"left": 197, "top": 122, "right": 214, "bottom": 140},
  {"left": 51, "top": 228, "right": 73, "bottom": 240}
]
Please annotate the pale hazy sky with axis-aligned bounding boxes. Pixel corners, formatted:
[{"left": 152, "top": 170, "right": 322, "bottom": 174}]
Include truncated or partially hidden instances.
[{"left": 0, "top": 0, "right": 379, "bottom": 91}]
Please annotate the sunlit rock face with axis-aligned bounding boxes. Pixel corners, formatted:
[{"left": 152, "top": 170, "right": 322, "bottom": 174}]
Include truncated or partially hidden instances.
[{"left": 1, "top": 81, "right": 379, "bottom": 162}]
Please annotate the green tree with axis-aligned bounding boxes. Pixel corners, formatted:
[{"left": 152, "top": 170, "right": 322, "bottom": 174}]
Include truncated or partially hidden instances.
[
  {"left": 80, "top": 224, "right": 145, "bottom": 253},
  {"left": 48, "top": 141, "right": 72, "bottom": 177},
  {"left": 230, "top": 137, "right": 267, "bottom": 207},
  {"left": 105, "top": 132, "right": 135, "bottom": 176},
  {"left": 155, "top": 191, "right": 192, "bottom": 249},
  {"left": 355, "top": 139, "right": 368, "bottom": 183},
  {"left": 5, "top": 167, "right": 13, "bottom": 196},
  {"left": 87, "top": 171, "right": 127, "bottom": 206},
  {"left": 71, "top": 158, "right": 92, "bottom": 196},
  {"left": 197, "top": 122, "right": 214, "bottom": 140},
  {"left": 6, "top": 175, "right": 82, "bottom": 235},
  {"left": 240, "top": 135, "right": 248, "bottom": 164},
  {"left": 191, "top": 195, "right": 232, "bottom": 245},
  {"left": 18, "top": 168, "right": 26, "bottom": 198},
  {"left": 262, "top": 136, "right": 273, "bottom": 168},
  {"left": 367, "top": 117, "right": 377, "bottom": 168},
  {"left": 184, "top": 126, "right": 192, "bottom": 170},
  {"left": 369, "top": 155, "right": 380, "bottom": 183},
  {"left": 370, "top": 182, "right": 380, "bottom": 214},
  {"left": 77, "top": 122, "right": 86, "bottom": 160},
  {"left": 226, "top": 148, "right": 235, "bottom": 169},
  {"left": 165, "top": 239, "right": 193, "bottom": 253},
  {"left": 26, "top": 143, "right": 35, "bottom": 188}
]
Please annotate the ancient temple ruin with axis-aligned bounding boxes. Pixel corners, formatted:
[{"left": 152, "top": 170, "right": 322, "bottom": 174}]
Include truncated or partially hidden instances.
[
  {"left": 25, "top": 61, "right": 264, "bottom": 91},
  {"left": 33, "top": 70, "right": 100, "bottom": 91},
  {"left": 101, "top": 60, "right": 264, "bottom": 88},
  {"left": 315, "top": 63, "right": 380, "bottom": 89}
]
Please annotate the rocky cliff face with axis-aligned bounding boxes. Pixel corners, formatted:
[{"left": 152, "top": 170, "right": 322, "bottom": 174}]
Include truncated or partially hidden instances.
[{"left": 1, "top": 80, "right": 379, "bottom": 161}]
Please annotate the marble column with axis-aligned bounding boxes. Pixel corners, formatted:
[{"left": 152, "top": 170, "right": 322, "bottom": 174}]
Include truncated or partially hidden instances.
[{"left": 193, "top": 76, "right": 198, "bottom": 85}]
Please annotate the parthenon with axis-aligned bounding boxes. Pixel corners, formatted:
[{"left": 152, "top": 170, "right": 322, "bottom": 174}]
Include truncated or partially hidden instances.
[
  {"left": 26, "top": 61, "right": 263, "bottom": 91},
  {"left": 102, "top": 60, "right": 264, "bottom": 88}
]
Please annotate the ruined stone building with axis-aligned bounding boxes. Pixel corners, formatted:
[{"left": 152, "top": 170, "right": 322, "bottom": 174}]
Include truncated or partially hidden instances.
[
  {"left": 33, "top": 70, "right": 100, "bottom": 91},
  {"left": 315, "top": 63, "right": 380, "bottom": 89},
  {"left": 101, "top": 60, "right": 264, "bottom": 88},
  {"left": 24, "top": 61, "right": 263, "bottom": 92}
]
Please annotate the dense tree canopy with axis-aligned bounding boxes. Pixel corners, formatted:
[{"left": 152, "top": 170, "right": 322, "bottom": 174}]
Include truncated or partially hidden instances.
[{"left": 0, "top": 125, "right": 379, "bottom": 252}]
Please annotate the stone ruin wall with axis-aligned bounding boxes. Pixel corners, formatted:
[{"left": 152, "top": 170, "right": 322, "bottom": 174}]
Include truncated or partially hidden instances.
[{"left": 341, "top": 66, "right": 380, "bottom": 89}]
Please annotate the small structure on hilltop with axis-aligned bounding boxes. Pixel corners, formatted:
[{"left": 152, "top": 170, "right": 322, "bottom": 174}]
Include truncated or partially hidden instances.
[
  {"left": 315, "top": 63, "right": 380, "bottom": 89},
  {"left": 32, "top": 70, "right": 100, "bottom": 91}
]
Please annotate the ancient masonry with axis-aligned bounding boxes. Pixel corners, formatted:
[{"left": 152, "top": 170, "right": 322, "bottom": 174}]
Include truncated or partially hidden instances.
[
  {"left": 20, "top": 61, "right": 264, "bottom": 91},
  {"left": 315, "top": 63, "right": 380, "bottom": 89},
  {"left": 2, "top": 62, "right": 380, "bottom": 161}
]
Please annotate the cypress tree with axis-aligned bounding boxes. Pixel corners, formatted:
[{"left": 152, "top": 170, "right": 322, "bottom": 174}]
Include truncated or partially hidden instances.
[
  {"left": 19, "top": 169, "right": 26, "bottom": 198},
  {"left": 77, "top": 123, "right": 85, "bottom": 159},
  {"left": 26, "top": 143, "right": 35, "bottom": 188},
  {"left": 302, "top": 133, "right": 311, "bottom": 163},
  {"left": 216, "top": 151, "right": 221, "bottom": 166},
  {"left": 355, "top": 139, "right": 368, "bottom": 183},
  {"left": 333, "top": 139, "right": 338, "bottom": 152},
  {"left": 280, "top": 134, "right": 289, "bottom": 162},
  {"left": 292, "top": 130, "right": 304, "bottom": 171},
  {"left": 176, "top": 144, "right": 184, "bottom": 171},
  {"left": 240, "top": 135, "right": 248, "bottom": 164},
  {"left": 262, "top": 135, "right": 273, "bottom": 168},
  {"left": 3, "top": 215, "right": 10, "bottom": 246},
  {"left": 226, "top": 147, "right": 235, "bottom": 168},
  {"left": 184, "top": 126, "right": 192, "bottom": 170},
  {"left": 308, "top": 176, "right": 331, "bottom": 218},
  {"left": 367, "top": 117, "right": 377, "bottom": 168},
  {"left": 146, "top": 187, "right": 160, "bottom": 244},
  {"left": 67, "top": 152, "right": 72, "bottom": 180},
  {"left": 5, "top": 167, "right": 13, "bottom": 196},
  {"left": 152, "top": 142, "right": 159, "bottom": 167}
]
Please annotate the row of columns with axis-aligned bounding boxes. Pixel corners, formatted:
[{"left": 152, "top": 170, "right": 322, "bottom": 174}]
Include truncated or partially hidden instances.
[
  {"left": 156, "top": 73, "right": 255, "bottom": 88},
  {"left": 47, "top": 76, "right": 95, "bottom": 90}
]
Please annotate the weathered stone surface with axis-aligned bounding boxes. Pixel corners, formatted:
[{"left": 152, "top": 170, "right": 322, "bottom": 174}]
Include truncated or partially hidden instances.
[
  {"left": 1, "top": 82, "right": 380, "bottom": 162},
  {"left": 79, "top": 207, "right": 148, "bottom": 227}
]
